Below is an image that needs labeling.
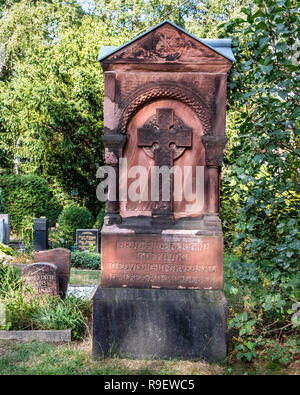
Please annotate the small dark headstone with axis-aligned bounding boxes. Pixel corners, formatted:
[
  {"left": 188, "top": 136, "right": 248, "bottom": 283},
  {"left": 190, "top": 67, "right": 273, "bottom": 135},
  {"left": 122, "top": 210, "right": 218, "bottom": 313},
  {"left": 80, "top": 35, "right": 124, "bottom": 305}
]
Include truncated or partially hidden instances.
[
  {"left": 76, "top": 229, "right": 99, "bottom": 253},
  {"left": 22, "top": 262, "right": 59, "bottom": 296},
  {"left": 34, "top": 248, "right": 71, "bottom": 298},
  {"left": 33, "top": 217, "right": 48, "bottom": 251},
  {"left": 0, "top": 301, "right": 5, "bottom": 327},
  {"left": 0, "top": 214, "right": 10, "bottom": 245}
]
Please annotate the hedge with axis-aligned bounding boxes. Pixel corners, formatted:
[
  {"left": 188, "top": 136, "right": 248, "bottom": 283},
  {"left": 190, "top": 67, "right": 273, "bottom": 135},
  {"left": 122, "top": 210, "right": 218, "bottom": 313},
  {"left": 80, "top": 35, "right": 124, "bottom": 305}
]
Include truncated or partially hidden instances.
[
  {"left": 0, "top": 174, "right": 51, "bottom": 234},
  {"left": 70, "top": 251, "right": 100, "bottom": 270}
]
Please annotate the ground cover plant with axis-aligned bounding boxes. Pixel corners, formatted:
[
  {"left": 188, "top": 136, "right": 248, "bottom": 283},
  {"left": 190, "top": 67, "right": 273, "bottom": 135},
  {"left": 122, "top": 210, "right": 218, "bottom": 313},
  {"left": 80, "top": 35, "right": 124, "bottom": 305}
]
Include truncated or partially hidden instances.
[{"left": 0, "top": 261, "right": 91, "bottom": 339}]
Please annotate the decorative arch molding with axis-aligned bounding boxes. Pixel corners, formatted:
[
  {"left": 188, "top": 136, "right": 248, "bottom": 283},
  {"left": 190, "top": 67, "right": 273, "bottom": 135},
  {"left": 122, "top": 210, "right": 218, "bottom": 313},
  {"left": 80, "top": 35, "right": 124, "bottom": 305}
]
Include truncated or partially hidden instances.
[{"left": 118, "top": 84, "right": 211, "bottom": 135}]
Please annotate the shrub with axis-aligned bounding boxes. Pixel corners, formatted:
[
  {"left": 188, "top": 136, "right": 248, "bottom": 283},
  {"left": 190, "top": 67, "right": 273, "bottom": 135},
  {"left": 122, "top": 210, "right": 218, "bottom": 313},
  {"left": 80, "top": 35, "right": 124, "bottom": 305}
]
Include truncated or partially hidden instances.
[
  {"left": 0, "top": 174, "right": 63, "bottom": 234},
  {"left": 0, "top": 260, "right": 21, "bottom": 297},
  {"left": 0, "top": 188, "right": 5, "bottom": 212},
  {"left": 58, "top": 204, "right": 94, "bottom": 248},
  {"left": 71, "top": 251, "right": 100, "bottom": 270},
  {"left": 0, "top": 243, "right": 14, "bottom": 256},
  {"left": 46, "top": 196, "right": 63, "bottom": 228},
  {"left": 0, "top": 174, "right": 49, "bottom": 234}
]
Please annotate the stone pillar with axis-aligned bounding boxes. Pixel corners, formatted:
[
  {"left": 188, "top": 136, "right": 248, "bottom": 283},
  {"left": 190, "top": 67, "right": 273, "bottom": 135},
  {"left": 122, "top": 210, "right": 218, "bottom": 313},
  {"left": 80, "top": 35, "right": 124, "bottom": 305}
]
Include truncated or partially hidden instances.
[
  {"left": 101, "top": 134, "right": 126, "bottom": 225},
  {"left": 202, "top": 135, "right": 227, "bottom": 225}
]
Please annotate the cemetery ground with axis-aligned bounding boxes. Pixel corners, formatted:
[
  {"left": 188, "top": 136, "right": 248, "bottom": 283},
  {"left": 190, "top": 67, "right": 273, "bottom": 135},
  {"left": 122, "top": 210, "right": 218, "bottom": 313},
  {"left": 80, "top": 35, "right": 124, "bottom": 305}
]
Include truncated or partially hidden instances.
[{"left": 0, "top": 254, "right": 299, "bottom": 375}]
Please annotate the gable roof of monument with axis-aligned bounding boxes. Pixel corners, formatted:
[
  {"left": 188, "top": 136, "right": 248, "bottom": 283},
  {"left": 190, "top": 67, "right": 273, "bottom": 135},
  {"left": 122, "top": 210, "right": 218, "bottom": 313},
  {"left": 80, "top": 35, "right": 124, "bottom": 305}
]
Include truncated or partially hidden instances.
[{"left": 98, "top": 20, "right": 235, "bottom": 63}]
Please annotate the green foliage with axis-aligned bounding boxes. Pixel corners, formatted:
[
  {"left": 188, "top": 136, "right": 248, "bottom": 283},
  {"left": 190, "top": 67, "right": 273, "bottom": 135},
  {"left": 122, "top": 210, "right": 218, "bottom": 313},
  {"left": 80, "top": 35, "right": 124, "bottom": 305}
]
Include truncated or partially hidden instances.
[
  {"left": 94, "top": 205, "right": 106, "bottom": 231},
  {"left": 0, "top": 260, "right": 91, "bottom": 339},
  {"left": 31, "top": 296, "right": 91, "bottom": 340},
  {"left": 0, "top": 187, "right": 5, "bottom": 212},
  {"left": 71, "top": 251, "right": 100, "bottom": 270},
  {"left": 0, "top": 243, "right": 14, "bottom": 256},
  {"left": 218, "top": 0, "right": 300, "bottom": 363},
  {"left": 221, "top": 0, "right": 299, "bottom": 272},
  {"left": 0, "top": 261, "right": 20, "bottom": 297},
  {"left": 0, "top": 174, "right": 51, "bottom": 234},
  {"left": 0, "top": 0, "right": 247, "bottom": 216},
  {"left": 58, "top": 204, "right": 94, "bottom": 248}
]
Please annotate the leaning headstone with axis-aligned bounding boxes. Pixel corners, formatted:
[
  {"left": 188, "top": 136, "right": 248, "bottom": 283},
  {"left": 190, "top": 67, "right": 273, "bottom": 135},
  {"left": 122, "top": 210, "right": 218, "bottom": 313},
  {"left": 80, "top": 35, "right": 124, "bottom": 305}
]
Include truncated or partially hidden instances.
[
  {"left": 0, "top": 214, "right": 10, "bottom": 245},
  {"left": 22, "top": 263, "right": 59, "bottom": 297},
  {"left": 33, "top": 217, "right": 48, "bottom": 251},
  {"left": 76, "top": 229, "right": 99, "bottom": 253},
  {"left": 92, "top": 20, "right": 234, "bottom": 361},
  {"left": 34, "top": 248, "right": 71, "bottom": 298}
]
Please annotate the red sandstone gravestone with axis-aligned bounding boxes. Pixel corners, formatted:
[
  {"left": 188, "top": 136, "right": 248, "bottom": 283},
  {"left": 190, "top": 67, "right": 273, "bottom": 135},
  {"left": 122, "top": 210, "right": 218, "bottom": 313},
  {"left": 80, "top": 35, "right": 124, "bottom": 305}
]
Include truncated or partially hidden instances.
[
  {"left": 93, "top": 20, "right": 234, "bottom": 361},
  {"left": 34, "top": 248, "right": 71, "bottom": 298},
  {"left": 99, "top": 20, "right": 232, "bottom": 290}
]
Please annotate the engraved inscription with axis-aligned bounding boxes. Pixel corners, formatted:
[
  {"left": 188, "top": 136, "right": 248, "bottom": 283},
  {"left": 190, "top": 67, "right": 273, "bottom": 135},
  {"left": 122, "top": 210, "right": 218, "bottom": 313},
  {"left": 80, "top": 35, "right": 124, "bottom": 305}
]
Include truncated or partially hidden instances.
[
  {"left": 116, "top": 239, "right": 209, "bottom": 252},
  {"left": 110, "top": 262, "right": 216, "bottom": 273},
  {"left": 76, "top": 230, "right": 99, "bottom": 253},
  {"left": 101, "top": 234, "right": 222, "bottom": 289}
]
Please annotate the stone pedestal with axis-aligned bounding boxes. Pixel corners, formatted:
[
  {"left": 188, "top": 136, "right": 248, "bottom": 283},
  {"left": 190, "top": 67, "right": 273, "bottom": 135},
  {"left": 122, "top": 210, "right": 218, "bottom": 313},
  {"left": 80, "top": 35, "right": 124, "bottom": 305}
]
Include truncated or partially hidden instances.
[
  {"left": 100, "top": 217, "right": 224, "bottom": 290},
  {"left": 92, "top": 287, "right": 227, "bottom": 361}
]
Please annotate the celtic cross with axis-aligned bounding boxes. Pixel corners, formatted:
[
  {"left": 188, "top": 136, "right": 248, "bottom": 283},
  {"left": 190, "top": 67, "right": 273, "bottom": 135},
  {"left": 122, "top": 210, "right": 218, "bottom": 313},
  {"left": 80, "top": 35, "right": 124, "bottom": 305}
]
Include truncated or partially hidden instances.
[{"left": 137, "top": 108, "right": 192, "bottom": 218}]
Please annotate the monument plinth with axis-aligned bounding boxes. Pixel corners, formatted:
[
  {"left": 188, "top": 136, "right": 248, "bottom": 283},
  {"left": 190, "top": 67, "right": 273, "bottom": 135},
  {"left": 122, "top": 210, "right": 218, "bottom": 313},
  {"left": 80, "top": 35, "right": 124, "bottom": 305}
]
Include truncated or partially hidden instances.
[{"left": 93, "top": 20, "right": 234, "bottom": 361}]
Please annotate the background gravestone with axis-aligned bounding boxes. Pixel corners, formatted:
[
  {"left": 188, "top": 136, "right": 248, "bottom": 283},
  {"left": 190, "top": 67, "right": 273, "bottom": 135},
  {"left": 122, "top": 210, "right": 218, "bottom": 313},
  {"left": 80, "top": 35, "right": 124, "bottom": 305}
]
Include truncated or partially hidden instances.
[
  {"left": 22, "top": 262, "right": 59, "bottom": 297},
  {"left": 0, "top": 302, "right": 6, "bottom": 327},
  {"left": 33, "top": 217, "right": 48, "bottom": 251},
  {"left": 93, "top": 20, "right": 234, "bottom": 361},
  {"left": 0, "top": 219, "right": 4, "bottom": 244},
  {"left": 33, "top": 248, "right": 71, "bottom": 298},
  {"left": 76, "top": 229, "right": 99, "bottom": 253},
  {"left": 0, "top": 214, "right": 10, "bottom": 245}
]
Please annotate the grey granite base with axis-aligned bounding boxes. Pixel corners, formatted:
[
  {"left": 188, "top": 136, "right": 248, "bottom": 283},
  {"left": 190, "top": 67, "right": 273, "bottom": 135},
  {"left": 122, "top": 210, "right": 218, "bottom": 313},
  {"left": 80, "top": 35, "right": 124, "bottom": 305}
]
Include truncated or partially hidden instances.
[
  {"left": 0, "top": 329, "right": 71, "bottom": 343},
  {"left": 92, "top": 287, "right": 227, "bottom": 361}
]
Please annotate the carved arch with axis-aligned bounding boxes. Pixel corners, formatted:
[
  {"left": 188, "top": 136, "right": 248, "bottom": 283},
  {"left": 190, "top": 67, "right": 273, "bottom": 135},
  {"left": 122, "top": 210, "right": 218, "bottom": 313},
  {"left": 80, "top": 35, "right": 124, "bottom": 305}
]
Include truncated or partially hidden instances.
[{"left": 118, "top": 84, "right": 211, "bottom": 135}]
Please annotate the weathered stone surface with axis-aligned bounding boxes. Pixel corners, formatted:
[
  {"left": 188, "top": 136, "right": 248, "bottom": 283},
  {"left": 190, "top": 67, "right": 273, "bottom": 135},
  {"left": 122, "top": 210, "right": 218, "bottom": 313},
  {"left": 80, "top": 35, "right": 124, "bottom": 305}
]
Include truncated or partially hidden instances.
[
  {"left": 22, "top": 262, "right": 59, "bottom": 296},
  {"left": 0, "top": 329, "right": 71, "bottom": 343},
  {"left": 98, "top": 22, "right": 231, "bottom": 290},
  {"left": 92, "top": 287, "right": 227, "bottom": 361},
  {"left": 101, "top": 22, "right": 232, "bottom": 73},
  {"left": 93, "top": 21, "right": 233, "bottom": 360},
  {"left": 119, "top": 98, "right": 206, "bottom": 219},
  {"left": 101, "top": 231, "right": 223, "bottom": 290},
  {"left": 34, "top": 248, "right": 71, "bottom": 298}
]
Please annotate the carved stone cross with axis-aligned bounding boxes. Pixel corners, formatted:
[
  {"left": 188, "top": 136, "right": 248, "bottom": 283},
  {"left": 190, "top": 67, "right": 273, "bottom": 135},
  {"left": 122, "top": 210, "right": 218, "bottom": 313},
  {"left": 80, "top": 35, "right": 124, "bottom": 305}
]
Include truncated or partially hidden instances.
[{"left": 138, "top": 108, "right": 192, "bottom": 218}]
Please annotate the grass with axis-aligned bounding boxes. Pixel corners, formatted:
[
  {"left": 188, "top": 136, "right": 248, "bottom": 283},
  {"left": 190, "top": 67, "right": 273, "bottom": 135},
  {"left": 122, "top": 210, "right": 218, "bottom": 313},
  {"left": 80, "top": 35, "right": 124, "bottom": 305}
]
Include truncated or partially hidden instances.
[
  {"left": 0, "top": 338, "right": 298, "bottom": 375},
  {"left": 1, "top": 254, "right": 298, "bottom": 375},
  {"left": 69, "top": 268, "right": 100, "bottom": 286}
]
